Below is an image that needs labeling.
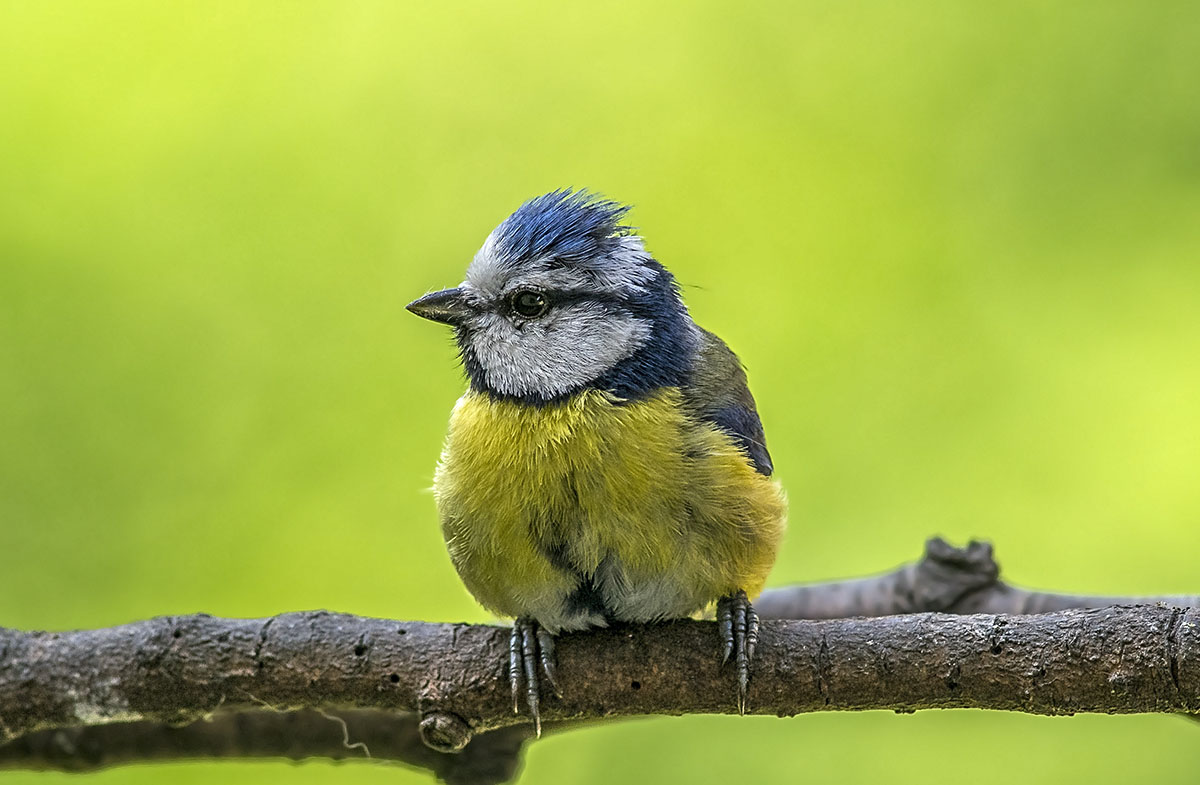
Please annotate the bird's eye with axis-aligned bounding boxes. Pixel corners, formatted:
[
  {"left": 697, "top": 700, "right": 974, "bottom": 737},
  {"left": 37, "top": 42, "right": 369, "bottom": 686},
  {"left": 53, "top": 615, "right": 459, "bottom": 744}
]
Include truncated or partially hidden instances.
[{"left": 510, "top": 290, "right": 548, "bottom": 318}]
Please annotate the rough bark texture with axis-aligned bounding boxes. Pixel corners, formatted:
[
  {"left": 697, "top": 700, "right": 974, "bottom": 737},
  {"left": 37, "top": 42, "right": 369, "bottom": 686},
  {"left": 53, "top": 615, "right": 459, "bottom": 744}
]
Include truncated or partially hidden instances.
[
  {"left": 0, "top": 709, "right": 532, "bottom": 785},
  {"left": 754, "top": 538, "right": 1200, "bottom": 619},
  {"left": 2, "top": 539, "right": 1199, "bottom": 784},
  {"left": 3, "top": 607, "right": 1200, "bottom": 740}
]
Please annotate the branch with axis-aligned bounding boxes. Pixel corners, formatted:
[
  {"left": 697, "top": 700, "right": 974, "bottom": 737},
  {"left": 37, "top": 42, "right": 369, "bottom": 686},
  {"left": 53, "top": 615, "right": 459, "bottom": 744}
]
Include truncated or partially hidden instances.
[
  {"left": 3, "top": 606, "right": 1200, "bottom": 742},
  {"left": 754, "top": 538, "right": 1200, "bottom": 619},
  {"left": 2, "top": 538, "right": 1199, "bottom": 783},
  {"left": 0, "top": 709, "right": 532, "bottom": 785}
]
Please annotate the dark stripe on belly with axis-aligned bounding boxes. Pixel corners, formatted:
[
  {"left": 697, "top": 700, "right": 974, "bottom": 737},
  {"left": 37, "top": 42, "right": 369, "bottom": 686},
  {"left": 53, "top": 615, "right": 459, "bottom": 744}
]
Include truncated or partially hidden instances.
[
  {"left": 538, "top": 537, "right": 618, "bottom": 624},
  {"left": 564, "top": 575, "right": 611, "bottom": 619},
  {"left": 533, "top": 473, "right": 619, "bottom": 624}
]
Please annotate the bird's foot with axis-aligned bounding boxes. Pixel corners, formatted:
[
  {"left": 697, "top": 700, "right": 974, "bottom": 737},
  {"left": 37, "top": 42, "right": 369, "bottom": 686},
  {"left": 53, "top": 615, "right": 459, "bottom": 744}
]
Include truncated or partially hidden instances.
[
  {"left": 509, "top": 617, "right": 559, "bottom": 736},
  {"left": 717, "top": 589, "right": 759, "bottom": 714}
]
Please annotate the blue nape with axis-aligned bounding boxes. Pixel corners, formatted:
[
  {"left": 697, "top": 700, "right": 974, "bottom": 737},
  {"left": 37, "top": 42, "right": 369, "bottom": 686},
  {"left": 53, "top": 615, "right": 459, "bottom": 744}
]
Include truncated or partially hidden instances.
[{"left": 592, "top": 263, "right": 695, "bottom": 399}]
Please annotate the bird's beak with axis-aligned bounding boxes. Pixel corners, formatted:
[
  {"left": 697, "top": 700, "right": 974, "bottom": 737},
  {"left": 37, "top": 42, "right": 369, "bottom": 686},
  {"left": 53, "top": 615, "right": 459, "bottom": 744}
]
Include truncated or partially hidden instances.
[{"left": 406, "top": 287, "right": 475, "bottom": 326}]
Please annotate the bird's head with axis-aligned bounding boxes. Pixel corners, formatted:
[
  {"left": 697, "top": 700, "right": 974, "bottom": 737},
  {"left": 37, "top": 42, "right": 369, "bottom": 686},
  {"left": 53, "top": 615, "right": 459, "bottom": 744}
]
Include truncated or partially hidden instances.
[{"left": 408, "top": 190, "right": 698, "bottom": 403}]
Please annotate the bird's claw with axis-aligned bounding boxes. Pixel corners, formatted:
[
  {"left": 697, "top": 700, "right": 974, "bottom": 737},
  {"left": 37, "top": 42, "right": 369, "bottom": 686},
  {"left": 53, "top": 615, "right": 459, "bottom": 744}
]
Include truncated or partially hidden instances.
[
  {"left": 509, "top": 617, "right": 557, "bottom": 736},
  {"left": 717, "top": 590, "right": 758, "bottom": 714}
]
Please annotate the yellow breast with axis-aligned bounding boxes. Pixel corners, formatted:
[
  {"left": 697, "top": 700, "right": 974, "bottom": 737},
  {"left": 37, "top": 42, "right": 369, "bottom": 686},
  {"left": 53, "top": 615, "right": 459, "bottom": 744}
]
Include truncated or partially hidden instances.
[{"left": 434, "top": 388, "right": 785, "bottom": 627}]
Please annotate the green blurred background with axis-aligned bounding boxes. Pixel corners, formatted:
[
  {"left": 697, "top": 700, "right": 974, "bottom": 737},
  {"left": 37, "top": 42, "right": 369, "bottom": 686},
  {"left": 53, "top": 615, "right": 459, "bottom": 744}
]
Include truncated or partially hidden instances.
[{"left": 2, "top": 1, "right": 1199, "bottom": 782}]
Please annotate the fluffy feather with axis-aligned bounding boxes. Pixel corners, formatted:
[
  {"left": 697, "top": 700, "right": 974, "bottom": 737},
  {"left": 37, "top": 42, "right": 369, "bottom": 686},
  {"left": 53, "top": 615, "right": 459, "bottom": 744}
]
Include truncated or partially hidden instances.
[
  {"left": 417, "top": 189, "right": 786, "bottom": 634},
  {"left": 435, "top": 388, "right": 786, "bottom": 631}
]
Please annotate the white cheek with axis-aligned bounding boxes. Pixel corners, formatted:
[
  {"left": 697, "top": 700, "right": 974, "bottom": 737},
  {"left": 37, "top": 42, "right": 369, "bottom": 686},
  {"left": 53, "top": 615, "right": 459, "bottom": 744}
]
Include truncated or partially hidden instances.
[{"left": 467, "top": 307, "right": 651, "bottom": 397}]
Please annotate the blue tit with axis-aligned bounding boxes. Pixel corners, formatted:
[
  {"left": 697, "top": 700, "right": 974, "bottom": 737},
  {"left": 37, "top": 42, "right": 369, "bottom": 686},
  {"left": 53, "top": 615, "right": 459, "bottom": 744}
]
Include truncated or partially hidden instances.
[{"left": 408, "top": 190, "right": 786, "bottom": 732}]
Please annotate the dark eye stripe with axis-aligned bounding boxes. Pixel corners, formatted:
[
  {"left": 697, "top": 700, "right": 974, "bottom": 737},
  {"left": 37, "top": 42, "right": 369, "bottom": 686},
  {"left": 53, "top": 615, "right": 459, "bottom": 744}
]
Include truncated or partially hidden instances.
[
  {"left": 541, "top": 288, "right": 626, "bottom": 309},
  {"left": 496, "top": 288, "right": 629, "bottom": 316}
]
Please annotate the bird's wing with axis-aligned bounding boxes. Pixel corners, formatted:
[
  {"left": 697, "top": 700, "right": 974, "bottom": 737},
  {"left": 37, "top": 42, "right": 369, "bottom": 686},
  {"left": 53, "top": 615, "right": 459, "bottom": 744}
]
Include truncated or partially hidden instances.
[{"left": 682, "top": 329, "right": 774, "bottom": 476}]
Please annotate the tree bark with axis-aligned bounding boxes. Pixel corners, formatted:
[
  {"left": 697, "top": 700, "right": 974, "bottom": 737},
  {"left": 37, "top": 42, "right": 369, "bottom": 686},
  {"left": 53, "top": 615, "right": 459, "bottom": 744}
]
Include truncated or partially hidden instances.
[
  {"left": 754, "top": 538, "right": 1200, "bottom": 619},
  {"left": 2, "top": 539, "right": 1198, "bottom": 784},
  {"left": 3, "top": 606, "right": 1200, "bottom": 742},
  {"left": 0, "top": 709, "right": 532, "bottom": 785}
]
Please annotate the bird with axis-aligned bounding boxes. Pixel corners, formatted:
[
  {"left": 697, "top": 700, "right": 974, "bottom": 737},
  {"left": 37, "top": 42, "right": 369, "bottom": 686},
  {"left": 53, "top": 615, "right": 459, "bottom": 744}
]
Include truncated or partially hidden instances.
[{"left": 407, "top": 189, "right": 786, "bottom": 733}]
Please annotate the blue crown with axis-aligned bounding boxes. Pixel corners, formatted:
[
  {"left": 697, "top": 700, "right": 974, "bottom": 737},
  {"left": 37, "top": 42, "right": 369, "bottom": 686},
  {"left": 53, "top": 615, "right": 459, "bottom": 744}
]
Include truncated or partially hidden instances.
[{"left": 492, "top": 189, "right": 634, "bottom": 265}]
